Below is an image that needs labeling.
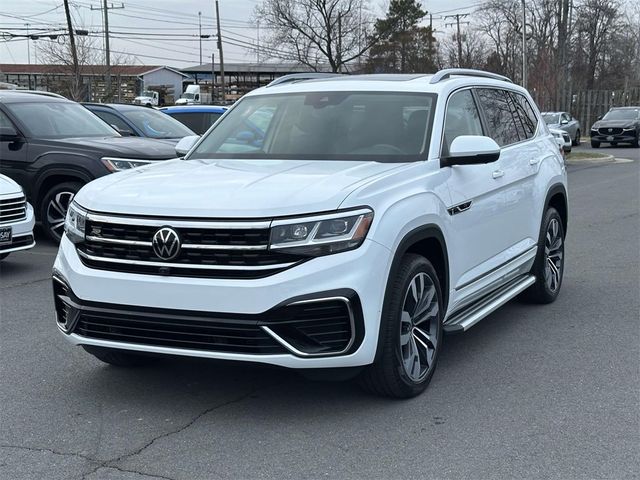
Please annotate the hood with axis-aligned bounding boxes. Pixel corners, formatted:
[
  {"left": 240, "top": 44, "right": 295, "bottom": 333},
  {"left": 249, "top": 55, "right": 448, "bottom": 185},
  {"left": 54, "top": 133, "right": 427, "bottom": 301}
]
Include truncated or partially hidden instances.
[
  {"left": 591, "top": 119, "right": 636, "bottom": 129},
  {"left": 0, "top": 174, "right": 23, "bottom": 196},
  {"left": 75, "top": 158, "right": 409, "bottom": 218},
  {"left": 41, "top": 136, "right": 178, "bottom": 160}
]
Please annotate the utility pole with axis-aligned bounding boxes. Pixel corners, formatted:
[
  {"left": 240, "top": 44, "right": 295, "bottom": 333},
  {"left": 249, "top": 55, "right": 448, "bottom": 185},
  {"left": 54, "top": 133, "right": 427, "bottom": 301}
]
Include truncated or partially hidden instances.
[
  {"left": 199, "top": 11, "right": 203, "bottom": 65},
  {"left": 63, "top": 0, "right": 80, "bottom": 100},
  {"left": 25, "top": 24, "right": 31, "bottom": 64},
  {"left": 521, "top": 0, "right": 526, "bottom": 88},
  {"left": 445, "top": 14, "right": 469, "bottom": 68},
  {"left": 91, "top": 1, "right": 124, "bottom": 102},
  {"left": 211, "top": 52, "right": 216, "bottom": 100},
  {"left": 215, "top": 0, "right": 225, "bottom": 103},
  {"left": 337, "top": 12, "right": 342, "bottom": 73},
  {"left": 256, "top": 20, "right": 260, "bottom": 64}
]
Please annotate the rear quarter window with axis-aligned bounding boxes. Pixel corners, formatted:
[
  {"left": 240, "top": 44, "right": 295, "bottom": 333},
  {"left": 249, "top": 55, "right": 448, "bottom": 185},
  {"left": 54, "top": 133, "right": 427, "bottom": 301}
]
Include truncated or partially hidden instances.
[{"left": 476, "top": 88, "right": 521, "bottom": 147}]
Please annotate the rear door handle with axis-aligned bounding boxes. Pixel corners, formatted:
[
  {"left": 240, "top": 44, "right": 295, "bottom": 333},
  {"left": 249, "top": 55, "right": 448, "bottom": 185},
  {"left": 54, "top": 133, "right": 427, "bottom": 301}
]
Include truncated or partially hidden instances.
[
  {"left": 529, "top": 158, "right": 540, "bottom": 165},
  {"left": 492, "top": 169, "right": 504, "bottom": 179}
]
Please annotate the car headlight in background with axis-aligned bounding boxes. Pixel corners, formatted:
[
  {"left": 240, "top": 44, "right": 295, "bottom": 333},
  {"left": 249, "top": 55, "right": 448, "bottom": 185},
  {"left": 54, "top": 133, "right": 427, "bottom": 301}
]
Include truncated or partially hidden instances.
[
  {"left": 101, "top": 157, "right": 154, "bottom": 172},
  {"left": 622, "top": 127, "right": 635, "bottom": 131},
  {"left": 270, "top": 208, "right": 373, "bottom": 256},
  {"left": 64, "top": 202, "right": 87, "bottom": 244}
]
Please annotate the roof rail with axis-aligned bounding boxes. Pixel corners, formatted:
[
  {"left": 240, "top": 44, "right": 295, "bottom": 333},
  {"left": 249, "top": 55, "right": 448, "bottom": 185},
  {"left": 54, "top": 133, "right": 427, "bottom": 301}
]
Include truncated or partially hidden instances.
[
  {"left": 12, "top": 89, "right": 66, "bottom": 99},
  {"left": 429, "top": 69, "right": 513, "bottom": 84},
  {"left": 266, "top": 73, "right": 342, "bottom": 88}
]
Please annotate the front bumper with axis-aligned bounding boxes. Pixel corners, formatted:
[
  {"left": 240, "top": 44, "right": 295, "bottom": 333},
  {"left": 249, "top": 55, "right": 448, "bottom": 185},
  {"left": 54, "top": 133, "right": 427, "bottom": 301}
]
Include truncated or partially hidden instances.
[
  {"left": 53, "top": 234, "right": 391, "bottom": 368},
  {"left": 0, "top": 203, "right": 35, "bottom": 255},
  {"left": 591, "top": 131, "right": 637, "bottom": 143}
]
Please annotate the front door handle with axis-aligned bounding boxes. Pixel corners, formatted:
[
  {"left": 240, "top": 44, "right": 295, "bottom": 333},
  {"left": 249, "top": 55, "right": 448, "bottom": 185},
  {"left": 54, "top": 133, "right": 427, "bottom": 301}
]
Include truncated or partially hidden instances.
[
  {"left": 529, "top": 158, "right": 540, "bottom": 165},
  {"left": 492, "top": 169, "right": 504, "bottom": 179}
]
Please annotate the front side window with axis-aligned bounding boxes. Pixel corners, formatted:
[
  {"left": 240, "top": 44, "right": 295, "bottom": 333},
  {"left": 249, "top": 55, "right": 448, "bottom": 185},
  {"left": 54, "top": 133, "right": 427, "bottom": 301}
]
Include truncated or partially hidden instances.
[
  {"left": 442, "top": 89, "right": 483, "bottom": 154},
  {"left": 188, "top": 91, "right": 437, "bottom": 162},
  {"left": 93, "top": 110, "right": 133, "bottom": 134},
  {"left": 6, "top": 102, "right": 119, "bottom": 138},
  {"left": 476, "top": 89, "right": 521, "bottom": 147}
]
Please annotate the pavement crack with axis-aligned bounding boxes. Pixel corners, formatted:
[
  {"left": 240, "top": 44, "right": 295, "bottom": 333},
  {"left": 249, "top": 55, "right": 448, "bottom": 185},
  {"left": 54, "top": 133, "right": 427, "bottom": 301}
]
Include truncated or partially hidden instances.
[
  {"left": 0, "top": 276, "right": 51, "bottom": 290},
  {"left": 0, "top": 443, "right": 98, "bottom": 463}
]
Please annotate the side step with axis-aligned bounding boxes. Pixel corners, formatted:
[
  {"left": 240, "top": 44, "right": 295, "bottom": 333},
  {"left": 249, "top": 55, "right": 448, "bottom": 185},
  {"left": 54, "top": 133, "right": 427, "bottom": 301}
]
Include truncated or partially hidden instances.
[{"left": 444, "top": 275, "right": 536, "bottom": 333}]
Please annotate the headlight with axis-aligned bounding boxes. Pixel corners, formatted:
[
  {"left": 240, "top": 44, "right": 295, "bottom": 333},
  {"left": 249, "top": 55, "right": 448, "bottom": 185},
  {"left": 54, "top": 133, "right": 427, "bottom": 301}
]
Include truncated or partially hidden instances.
[
  {"left": 270, "top": 208, "right": 373, "bottom": 256},
  {"left": 101, "top": 157, "right": 153, "bottom": 172},
  {"left": 623, "top": 127, "right": 635, "bottom": 131},
  {"left": 64, "top": 202, "right": 87, "bottom": 244}
]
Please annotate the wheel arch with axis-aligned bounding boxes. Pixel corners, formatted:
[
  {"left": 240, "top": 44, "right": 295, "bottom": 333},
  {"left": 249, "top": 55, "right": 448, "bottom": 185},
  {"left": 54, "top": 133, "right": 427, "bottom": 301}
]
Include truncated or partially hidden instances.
[
  {"left": 34, "top": 168, "right": 92, "bottom": 214},
  {"left": 373, "top": 224, "right": 449, "bottom": 363},
  {"left": 545, "top": 183, "right": 568, "bottom": 237}
]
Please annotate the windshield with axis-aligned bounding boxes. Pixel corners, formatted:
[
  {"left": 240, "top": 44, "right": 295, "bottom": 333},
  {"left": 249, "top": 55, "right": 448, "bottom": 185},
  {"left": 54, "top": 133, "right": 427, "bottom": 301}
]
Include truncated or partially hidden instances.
[
  {"left": 122, "top": 108, "right": 194, "bottom": 139},
  {"left": 7, "top": 101, "right": 119, "bottom": 138},
  {"left": 182, "top": 93, "right": 195, "bottom": 99},
  {"left": 188, "top": 92, "right": 437, "bottom": 162},
  {"left": 602, "top": 109, "right": 639, "bottom": 121},
  {"left": 541, "top": 113, "right": 560, "bottom": 124}
]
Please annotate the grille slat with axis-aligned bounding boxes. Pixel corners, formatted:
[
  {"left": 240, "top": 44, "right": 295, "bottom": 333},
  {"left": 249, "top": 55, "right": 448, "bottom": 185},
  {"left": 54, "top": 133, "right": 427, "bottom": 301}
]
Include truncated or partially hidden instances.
[
  {"left": 79, "top": 217, "right": 305, "bottom": 278},
  {"left": 0, "top": 195, "right": 27, "bottom": 224}
]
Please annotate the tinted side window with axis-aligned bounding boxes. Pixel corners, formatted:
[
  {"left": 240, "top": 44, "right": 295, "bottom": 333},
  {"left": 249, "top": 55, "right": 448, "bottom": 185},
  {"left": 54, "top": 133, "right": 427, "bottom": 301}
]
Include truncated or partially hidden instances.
[
  {"left": 93, "top": 110, "right": 133, "bottom": 134},
  {"left": 476, "top": 89, "right": 520, "bottom": 147},
  {"left": 442, "top": 89, "right": 483, "bottom": 154},
  {"left": 170, "top": 113, "right": 206, "bottom": 135},
  {"left": 509, "top": 92, "right": 538, "bottom": 140}
]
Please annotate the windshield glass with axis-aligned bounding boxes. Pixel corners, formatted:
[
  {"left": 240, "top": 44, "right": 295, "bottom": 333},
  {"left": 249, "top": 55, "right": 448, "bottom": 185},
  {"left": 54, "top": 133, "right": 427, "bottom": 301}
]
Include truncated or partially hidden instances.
[
  {"left": 182, "top": 93, "right": 195, "bottom": 99},
  {"left": 602, "top": 109, "right": 639, "bottom": 121},
  {"left": 541, "top": 113, "right": 560, "bottom": 124},
  {"left": 188, "top": 92, "right": 437, "bottom": 162},
  {"left": 122, "top": 108, "right": 194, "bottom": 139},
  {"left": 141, "top": 91, "right": 155, "bottom": 98},
  {"left": 7, "top": 101, "right": 119, "bottom": 138}
]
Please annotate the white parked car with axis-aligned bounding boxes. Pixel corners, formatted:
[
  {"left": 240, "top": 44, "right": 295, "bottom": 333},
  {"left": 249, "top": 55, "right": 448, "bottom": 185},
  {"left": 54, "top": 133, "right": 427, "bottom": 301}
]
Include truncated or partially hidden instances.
[
  {"left": 550, "top": 127, "right": 572, "bottom": 153},
  {"left": 0, "top": 174, "right": 35, "bottom": 260},
  {"left": 53, "top": 69, "right": 568, "bottom": 398}
]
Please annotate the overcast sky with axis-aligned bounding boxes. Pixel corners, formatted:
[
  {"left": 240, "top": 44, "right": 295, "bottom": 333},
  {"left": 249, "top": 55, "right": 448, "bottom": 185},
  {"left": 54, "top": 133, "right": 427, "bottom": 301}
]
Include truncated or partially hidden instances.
[{"left": 1, "top": 0, "right": 482, "bottom": 68}]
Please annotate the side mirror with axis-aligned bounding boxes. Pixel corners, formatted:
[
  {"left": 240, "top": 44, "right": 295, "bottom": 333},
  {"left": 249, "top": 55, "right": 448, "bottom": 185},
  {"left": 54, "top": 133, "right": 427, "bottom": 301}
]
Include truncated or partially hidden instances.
[
  {"left": 175, "top": 135, "right": 200, "bottom": 157},
  {"left": 560, "top": 119, "right": 569, "bottom": 125},
  {"left": 441, "top": 135, "right": 501, "bottom": 168},
  {"left": 0, "top": 125, "right": 20, "bottom": 142},
  {"left": 112, "top": 125, "right": 133, "bottom": 137},
  {"left": 597, "top": 115, "right": 603, "bottom": 120}
]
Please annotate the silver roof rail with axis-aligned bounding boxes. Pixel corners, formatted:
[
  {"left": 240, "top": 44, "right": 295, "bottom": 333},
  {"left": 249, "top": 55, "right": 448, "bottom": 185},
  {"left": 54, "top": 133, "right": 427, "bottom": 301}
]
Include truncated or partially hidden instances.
[
  {"left": 267, "top": 73, "right": 342, "bottom": 88},
  {"left": 430, "top": 69, "right": 513, "bottom": 84},
  {"left": 12, "top": 90, "right": 66, "bottom": 99}
]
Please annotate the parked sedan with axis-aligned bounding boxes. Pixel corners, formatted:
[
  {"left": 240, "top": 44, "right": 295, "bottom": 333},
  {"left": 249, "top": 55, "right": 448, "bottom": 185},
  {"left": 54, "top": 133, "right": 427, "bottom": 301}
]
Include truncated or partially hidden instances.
[
  {"left": 541, "top": 111, "right": 581, "bottom": 146},
  {"left": 160, "top": 105, "right": 227, "bottom": 135},
  {"left": 0, "top": 173, "right": 35, "bottom": 260},
  {"left": 84, "top": 103, "right": 195, "bottom": 144},
  {"left": 590, "top": 106, "right": 640, "bottom": 148}
]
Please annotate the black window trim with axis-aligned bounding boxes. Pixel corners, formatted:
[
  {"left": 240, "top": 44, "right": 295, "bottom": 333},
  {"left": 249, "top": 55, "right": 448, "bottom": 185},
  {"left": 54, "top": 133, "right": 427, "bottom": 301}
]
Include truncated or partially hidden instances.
[{"left": 438, "top": 86, "right": 488, "bottom": 158}]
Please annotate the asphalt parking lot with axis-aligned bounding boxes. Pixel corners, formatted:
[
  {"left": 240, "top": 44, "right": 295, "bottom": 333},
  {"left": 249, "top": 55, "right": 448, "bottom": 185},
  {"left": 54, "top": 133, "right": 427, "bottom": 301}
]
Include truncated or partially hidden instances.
[{"left": 1, "top": 149, "right": 638, "bottom": 480}]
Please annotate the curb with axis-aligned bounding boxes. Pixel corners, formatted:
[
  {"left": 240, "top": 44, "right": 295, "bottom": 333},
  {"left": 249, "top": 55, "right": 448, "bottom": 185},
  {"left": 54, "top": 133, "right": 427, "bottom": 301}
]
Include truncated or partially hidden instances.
[{"left": 565, "top": 154, "right": 615, "bottom": 165}]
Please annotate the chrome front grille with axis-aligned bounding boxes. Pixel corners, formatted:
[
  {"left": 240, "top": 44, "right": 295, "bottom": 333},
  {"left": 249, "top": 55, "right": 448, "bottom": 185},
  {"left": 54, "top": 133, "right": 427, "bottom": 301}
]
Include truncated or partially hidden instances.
[
  {"left": 77, "top": 213, "right": 307, "bottom": 278},
  {"left": 0, "top": 195, "right": 27, "bottom": 224},
  {"left": 598, "top": 127, "right": 623, "bottom": 135}
]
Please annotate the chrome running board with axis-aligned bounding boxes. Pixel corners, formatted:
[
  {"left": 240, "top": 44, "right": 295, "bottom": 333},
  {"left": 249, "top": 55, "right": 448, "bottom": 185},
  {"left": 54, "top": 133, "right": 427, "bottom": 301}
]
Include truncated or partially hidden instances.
[{"left": 444, "top": 274, "right": 536, "bottom": 333}]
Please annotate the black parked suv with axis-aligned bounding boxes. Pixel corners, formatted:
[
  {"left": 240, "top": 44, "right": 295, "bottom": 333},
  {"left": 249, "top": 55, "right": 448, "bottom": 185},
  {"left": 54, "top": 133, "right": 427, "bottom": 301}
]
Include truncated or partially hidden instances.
[
  {"left": 590, "top": 106, "right": 640, "bottom": 148},
  {"left": 0, "top": 91, "right": 178, "bottom": 241}
]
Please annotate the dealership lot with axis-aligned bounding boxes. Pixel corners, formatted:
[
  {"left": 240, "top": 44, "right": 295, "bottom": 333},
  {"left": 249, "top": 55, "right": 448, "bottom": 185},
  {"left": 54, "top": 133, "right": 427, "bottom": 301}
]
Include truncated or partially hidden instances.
[{"left": 0, "top": 153, "right": 638, "bottom": 479}]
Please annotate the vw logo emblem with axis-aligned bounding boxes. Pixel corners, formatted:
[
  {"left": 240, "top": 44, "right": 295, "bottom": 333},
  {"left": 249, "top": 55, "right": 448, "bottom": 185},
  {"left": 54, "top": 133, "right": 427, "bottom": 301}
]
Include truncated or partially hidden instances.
[{"left": 152, "top": 227, "right": 181, "bottom": 260}]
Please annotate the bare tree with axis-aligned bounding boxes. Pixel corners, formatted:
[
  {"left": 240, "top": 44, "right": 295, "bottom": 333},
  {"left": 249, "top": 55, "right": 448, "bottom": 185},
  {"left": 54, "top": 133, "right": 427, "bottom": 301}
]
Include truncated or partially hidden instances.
[{"left": 255, "top": 0, "right": 375, "bottom": 72}]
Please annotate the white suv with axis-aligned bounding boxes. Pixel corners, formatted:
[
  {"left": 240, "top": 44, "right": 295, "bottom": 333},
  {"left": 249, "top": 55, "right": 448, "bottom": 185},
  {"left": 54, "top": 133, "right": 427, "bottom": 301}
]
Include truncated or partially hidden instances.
[
  {"left": 0, "top": 174, "right": 35, "bottom": 259},
  {"left": 53, "top": 69, "right": 567, "bottom": 398}
]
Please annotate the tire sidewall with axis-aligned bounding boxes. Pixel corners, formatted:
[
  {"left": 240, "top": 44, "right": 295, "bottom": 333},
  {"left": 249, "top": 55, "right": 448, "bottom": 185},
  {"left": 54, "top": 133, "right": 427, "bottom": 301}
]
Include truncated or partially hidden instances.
[
  {"left": 40, "top": 182, "right": 82, "bottom": 242},
  {"left": 384, "top": 255, "right": 444, "bottom": 396},
  {"left": 534, "top": 207, "right": 565, "bottom": 302}
]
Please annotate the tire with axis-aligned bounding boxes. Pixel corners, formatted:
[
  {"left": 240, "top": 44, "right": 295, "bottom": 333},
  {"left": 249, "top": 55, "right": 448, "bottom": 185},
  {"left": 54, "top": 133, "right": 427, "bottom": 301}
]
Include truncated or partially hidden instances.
[
  {"left": 359, "top": 254, "right": 443, "bottom": 399},
  {"left": 82, "top": 346, "right": 154, "bottom": 367},
  {"left": 591, "top": 140, "right": 600, "bottom": 148},
  {"left": 573, "top": 130, "right": 581, "bottom": 146},
  {"left": 0, "top": 253, "right": 9, "bottom": 260},
  {"left": 520, "top": 207, "right": 565, "bottom": 304},
  {"left": 40, "top": 181, "right": 83, "bottom": 243}
]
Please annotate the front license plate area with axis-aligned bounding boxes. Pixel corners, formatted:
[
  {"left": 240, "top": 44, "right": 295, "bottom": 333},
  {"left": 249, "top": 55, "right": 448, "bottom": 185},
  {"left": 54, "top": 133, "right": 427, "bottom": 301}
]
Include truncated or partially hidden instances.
[
  {"left": 0, "top": 226, "right": 12, "bottom": 245},
  {"left": 607, "top": 135, "right": 614, "bottom": 141}
]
